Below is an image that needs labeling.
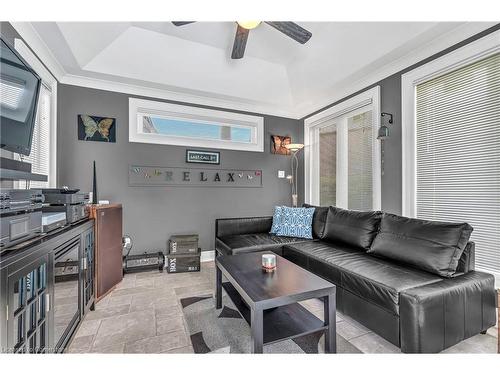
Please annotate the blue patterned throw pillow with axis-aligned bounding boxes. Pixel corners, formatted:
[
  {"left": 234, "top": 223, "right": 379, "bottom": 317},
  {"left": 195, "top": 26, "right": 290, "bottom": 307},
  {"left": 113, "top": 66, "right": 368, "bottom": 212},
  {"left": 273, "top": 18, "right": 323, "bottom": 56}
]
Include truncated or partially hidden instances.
[
  {"left": 276, "top": 206, "right": 315, "bottom": 239},
  {"left": 270, "top": 206, "right": 284, "bottom": 234}
]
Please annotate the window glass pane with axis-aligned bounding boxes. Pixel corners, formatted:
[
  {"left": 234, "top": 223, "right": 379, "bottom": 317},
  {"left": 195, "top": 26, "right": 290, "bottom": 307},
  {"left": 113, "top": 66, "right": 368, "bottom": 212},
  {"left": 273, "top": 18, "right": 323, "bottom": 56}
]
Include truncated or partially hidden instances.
[
  {"left": 37, "top": 264, "right": 46, "bottom": 292},
  {"left": 29, "top": 334, "right": 36, "bottom": 354},
  {"left": 38, "top": 292, "right": 45, "bottom": 321},
  {"left": 348, "top": 111, "right": 373, "bottom": 210},
  {"left": 14, "top": 277, "right": 25, "bottom": 313},
  {"left": 143, "top": 116, "right": 252, "bottom": 143},
  {"left": 29, "top": 303, "right": 36, "bottom": 332},
  {"left": 18, "top": 85, "right": 51, "bottom": 188},
  {"left": 416, "top": 52, "right": 500, "bottom": 273},
  {"left": 319, "top": 123, "right": 337, "bottom": 206},
  {"left": 15, "top": 312, "right": 24, "bottom": 348},
  {"left": 27, "top": 270, "right": 36, "bottom": 301},
  {"left": 38, "top": 322, "right": 46, "bottom": 352}
]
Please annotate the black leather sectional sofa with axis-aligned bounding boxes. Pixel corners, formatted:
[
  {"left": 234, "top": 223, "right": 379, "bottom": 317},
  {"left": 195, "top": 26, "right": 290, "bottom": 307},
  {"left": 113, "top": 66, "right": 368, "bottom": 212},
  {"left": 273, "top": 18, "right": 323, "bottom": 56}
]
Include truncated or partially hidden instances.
[{"left": 215, "top": 205, "right": 497, "bottom": 353}]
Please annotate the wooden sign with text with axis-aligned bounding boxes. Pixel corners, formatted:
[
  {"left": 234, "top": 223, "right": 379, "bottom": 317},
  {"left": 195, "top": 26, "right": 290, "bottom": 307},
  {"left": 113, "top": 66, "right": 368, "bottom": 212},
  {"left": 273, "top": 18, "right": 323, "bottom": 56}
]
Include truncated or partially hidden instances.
[{"left": 128, "top": 165, "right": 263, "bottom": 187}]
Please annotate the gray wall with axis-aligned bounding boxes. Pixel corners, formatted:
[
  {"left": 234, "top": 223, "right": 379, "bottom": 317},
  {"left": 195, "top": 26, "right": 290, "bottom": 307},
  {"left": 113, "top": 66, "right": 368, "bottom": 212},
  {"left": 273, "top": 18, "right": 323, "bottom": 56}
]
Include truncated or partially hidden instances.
[
  {"left": 57, "top": 85, "right": 303, "bottom": 254},
  {"left": 303, "top": 23, "right": 500, "bottom": 215}
]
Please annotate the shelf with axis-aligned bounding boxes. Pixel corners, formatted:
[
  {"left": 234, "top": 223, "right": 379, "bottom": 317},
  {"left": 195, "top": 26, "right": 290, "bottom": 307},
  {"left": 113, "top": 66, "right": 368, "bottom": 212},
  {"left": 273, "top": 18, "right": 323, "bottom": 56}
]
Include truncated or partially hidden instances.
[
  {"left": 0, "top": 168, "right": 48, "bottom": 181},
  {"left": 222, "top": 282, "right": 326, "bottom": 346}
]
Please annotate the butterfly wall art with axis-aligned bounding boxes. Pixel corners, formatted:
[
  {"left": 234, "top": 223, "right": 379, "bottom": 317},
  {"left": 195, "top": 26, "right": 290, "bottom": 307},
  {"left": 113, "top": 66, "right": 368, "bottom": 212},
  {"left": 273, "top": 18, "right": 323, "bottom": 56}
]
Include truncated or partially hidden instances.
[{"left": 78, "top": 114, "right": 116, "bottom": 143}]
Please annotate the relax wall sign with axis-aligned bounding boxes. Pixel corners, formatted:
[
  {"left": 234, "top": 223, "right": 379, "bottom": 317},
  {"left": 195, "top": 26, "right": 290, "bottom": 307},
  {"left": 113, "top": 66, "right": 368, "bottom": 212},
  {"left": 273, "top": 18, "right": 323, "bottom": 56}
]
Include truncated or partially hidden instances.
[{"left": 129, "top": 165, "right": 263, "bottom": 187}]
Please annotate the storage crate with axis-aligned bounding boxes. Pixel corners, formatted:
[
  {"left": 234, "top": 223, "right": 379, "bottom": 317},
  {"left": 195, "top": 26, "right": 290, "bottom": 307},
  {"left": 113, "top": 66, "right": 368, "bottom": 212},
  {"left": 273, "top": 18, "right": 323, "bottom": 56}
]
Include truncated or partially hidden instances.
[
  {"left": 166, "top": 253, "right": 200, "bottom": 273},
  {"left": 168, "top": 234, "right": 199, "bottom": 255}
]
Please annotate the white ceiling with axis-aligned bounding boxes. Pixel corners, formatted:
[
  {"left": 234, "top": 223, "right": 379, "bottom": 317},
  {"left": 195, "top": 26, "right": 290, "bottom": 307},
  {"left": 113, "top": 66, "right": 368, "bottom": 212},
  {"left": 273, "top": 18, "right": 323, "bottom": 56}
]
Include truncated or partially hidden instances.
[{"left": 15, "top": 22, "right": 496, "bottom": 118}]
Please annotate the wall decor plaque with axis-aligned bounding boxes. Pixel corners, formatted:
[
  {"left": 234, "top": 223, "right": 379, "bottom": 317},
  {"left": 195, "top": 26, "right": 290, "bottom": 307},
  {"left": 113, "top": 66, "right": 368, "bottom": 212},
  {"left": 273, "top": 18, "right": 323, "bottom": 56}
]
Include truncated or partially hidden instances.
[
  {"left": 78, "top": 114, "right": 116, "bottom": 142},
  {"left": 271, "top": 135, "right": 291, "bottom": 155},
  {"left": 186, "top": 150, "right": 220, "bottom": 164},
  {"left": 129, "top": 165, "right": 262, "bottom": 187}
]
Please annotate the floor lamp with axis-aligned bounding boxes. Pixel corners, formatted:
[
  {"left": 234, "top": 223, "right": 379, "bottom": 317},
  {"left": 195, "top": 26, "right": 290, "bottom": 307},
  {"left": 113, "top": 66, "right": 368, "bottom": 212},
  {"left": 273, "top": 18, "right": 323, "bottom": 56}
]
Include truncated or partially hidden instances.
[{"left": 285, "top": 143, "right": 304, "bottom": 207}]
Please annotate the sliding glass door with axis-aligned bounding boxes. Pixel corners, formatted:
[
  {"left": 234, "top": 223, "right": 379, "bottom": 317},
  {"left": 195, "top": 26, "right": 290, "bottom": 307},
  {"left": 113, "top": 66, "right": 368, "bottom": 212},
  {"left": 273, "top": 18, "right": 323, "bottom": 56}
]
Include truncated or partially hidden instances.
[
  {"left": 319, "top": 123, "right": 337, "bottom": 206},
  {"left": 347, "top": 111, "right": 374, "bottom": 210},
  {"left": 305, "top": 87, "right": 381, "bottom": 210}
]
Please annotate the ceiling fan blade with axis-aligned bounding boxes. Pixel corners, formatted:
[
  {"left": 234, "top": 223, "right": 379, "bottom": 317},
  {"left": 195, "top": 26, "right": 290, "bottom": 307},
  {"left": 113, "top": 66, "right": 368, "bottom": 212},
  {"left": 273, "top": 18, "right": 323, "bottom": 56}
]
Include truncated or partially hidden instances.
[
  {"left": 171, "top": 21, "right": 196, "bottom": 26},
  {"left": 231, "top": 25, "right": 250, "bottom": 59},
  {"left": 265, "top": 22, "right": 312, "bottom": 44}
]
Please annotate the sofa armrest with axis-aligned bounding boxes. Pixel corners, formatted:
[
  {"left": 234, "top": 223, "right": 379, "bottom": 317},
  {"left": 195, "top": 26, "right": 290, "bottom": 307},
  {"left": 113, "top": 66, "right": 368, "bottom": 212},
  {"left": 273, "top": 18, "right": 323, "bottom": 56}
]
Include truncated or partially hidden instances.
[
  {"left": 456, "top": 241, "right": 475, "bottom": 274},
  {"left": 399, "top": 271, "right": 497, "bottom": 353},
  {"left": 215, "top": 216, "right": 273, "bottom": 238}
]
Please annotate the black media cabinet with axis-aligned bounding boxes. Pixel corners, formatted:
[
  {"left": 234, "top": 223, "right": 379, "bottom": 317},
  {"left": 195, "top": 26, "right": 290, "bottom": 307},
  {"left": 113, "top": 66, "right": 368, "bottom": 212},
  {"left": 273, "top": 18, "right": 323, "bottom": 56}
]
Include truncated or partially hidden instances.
[{"left": 0, "top": 219, "right": 95, "bottom": 353}]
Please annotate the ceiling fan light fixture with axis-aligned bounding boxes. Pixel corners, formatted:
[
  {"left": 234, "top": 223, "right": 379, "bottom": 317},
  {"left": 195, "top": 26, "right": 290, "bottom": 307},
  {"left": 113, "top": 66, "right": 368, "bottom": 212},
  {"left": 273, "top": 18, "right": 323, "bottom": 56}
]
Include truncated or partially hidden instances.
[{"left": 237, "top": 21, "right": 261, "bottom": 30}]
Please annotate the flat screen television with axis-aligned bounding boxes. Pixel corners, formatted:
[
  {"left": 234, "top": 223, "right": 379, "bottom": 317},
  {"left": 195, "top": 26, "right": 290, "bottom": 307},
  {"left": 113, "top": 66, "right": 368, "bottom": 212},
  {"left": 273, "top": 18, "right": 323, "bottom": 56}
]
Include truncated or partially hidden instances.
[{"left": 0, "top": 38, "right": 41, "bottom": 156}]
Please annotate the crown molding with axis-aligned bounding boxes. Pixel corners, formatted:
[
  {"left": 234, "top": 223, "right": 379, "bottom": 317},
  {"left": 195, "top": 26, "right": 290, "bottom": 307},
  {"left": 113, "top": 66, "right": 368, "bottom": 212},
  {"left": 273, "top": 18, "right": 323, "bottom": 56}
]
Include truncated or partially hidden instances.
[
  {"left": 11, "top": 22, "right": 498, "bottom": 121},
  {"left": 60, "top": 73, "right": 299, "bottom": 119},
  {"left": 10, "top": 22, "right": 66, "bottom": 81},
  {"left": 299, "top": 22, "right": 498, "bottom": 119}
]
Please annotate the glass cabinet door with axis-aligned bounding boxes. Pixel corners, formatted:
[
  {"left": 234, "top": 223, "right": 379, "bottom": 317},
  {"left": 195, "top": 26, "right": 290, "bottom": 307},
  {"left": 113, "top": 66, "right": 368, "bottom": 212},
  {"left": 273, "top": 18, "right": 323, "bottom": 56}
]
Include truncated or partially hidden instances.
[
  {"left": 7, "top": 255, "right": 50, "bottom": 353},
  {"left": 82, "top": 228, "right": 95, "bottom": 313},
  {"left": 53, "top": 240, "right": 81, "bottom": 351}
]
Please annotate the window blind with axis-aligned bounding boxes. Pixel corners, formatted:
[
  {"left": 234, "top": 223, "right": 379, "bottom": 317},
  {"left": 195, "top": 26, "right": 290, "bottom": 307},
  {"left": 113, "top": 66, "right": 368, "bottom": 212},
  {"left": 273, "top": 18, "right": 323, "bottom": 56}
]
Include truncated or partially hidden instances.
[
  {"left": 319, "top": 124, "right": 337, "bottom": 206},
  {"left": 416, "top": 52, "right": 500, "bottom": 273},
  {"left": 348, "top": 111, "right": 373, "bottom": 211},
  {"left": 19, "top": 84, "right": 51, "bottom": 188}
]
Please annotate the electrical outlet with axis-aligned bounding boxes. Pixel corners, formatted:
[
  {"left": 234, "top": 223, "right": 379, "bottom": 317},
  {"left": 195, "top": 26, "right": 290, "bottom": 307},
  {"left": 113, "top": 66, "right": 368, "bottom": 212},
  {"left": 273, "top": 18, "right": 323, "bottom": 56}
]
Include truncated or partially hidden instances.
[{"left": 278, "top": 170, "right": 286, "bottom": 178}]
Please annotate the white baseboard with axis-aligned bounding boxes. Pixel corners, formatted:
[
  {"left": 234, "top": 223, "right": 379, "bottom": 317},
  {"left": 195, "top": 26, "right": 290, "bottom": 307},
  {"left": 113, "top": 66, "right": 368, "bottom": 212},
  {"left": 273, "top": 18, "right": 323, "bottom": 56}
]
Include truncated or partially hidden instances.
[{"left": 200, "top": 250, "right": 215, "bottom": 262}]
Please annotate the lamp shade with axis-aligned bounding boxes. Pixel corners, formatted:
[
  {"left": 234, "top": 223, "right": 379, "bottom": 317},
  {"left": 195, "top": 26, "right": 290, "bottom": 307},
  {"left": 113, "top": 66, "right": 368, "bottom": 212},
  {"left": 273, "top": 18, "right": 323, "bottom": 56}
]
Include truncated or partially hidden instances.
[{"left": 285, "top": 143, "right": 304, "bottom": 152}]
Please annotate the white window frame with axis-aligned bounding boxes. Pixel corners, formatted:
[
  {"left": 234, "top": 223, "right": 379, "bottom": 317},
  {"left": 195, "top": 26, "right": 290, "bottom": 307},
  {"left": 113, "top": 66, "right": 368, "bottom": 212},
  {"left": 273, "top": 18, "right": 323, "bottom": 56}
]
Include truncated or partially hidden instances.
[
  {"left": 401, "top": 30, "right": 500, "bottom": 218},
  {"left": 129, "top": 98, "right": 264, "bottom": 152},
  {"left": 13, "top": 38, "right": 57, "bottom": 187},
  {"left": 304, "top": 86, "right": 381, "bottom": 209}
]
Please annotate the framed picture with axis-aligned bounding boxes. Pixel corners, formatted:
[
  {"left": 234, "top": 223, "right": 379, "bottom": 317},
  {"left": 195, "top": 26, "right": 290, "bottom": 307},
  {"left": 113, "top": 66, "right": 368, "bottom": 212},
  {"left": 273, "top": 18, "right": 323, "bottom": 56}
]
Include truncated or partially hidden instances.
[
  {"left": 271, "top": 135, "right": 291, "bottom": 155},
  {"left": 78, "top": 114, "right": 116, "bottom": 142},
  {"left": 186, "top": 150, "right": 220, "bottom": 165}
]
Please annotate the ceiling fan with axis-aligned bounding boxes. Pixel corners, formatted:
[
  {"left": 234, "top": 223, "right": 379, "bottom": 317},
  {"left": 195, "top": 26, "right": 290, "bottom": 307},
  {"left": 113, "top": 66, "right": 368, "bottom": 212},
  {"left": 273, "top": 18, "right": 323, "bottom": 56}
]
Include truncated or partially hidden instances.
[{"left": 172, "top": 21, "right": 312, "bottom": 59}]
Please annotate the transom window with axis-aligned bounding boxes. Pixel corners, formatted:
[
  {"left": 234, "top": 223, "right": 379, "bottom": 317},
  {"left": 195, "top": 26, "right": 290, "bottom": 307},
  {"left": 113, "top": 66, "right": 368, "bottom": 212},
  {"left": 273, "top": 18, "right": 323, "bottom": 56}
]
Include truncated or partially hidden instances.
[{"left": 129, "top": 98, "right": 264, "bottom": 152}]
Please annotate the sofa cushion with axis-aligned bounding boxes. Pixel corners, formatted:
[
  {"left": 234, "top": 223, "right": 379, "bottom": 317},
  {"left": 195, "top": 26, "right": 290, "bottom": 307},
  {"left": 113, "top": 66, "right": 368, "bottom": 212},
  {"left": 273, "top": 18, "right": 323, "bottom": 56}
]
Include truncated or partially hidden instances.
[
  {"left": 283, "top": 241, "right": 362, "bottom": 285},
  {"left": 276, "top": 206, "right": 315, "bottom": 239},
  {"left": 322, "top": 206, "right": 382, "bottom": 251},
  {"left": 270, "top": 206, "right": 284, "bottom": 234},
  {"left": 283, "top": 241, "right": 442, "bottom": 314},
  {"left": 339, "top": 256, "right": 442, "bottom": 314},
  {"left": 303, "top": 204, "right": 329, "bottom": 239},
  {"left": 216, "top": 233, "right": 311, "bottom": 256},
  {"left": 368, "top": 213, "right": 473, "bottom": 278}
]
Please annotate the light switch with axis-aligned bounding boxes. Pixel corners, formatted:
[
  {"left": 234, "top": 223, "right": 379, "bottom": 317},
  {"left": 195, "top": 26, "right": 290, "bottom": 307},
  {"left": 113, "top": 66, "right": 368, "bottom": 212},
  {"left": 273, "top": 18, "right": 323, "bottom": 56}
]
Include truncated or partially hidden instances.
[{"left": 278, "top": 170, "right": 286, "bottom": 178}]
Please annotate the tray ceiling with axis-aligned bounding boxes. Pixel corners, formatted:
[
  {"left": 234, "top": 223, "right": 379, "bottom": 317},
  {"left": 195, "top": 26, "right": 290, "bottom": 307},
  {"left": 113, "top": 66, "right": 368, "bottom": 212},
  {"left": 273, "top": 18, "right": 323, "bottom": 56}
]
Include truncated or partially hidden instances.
[{"left": 17, "top": 22, "right": 496, "bottom": 118}]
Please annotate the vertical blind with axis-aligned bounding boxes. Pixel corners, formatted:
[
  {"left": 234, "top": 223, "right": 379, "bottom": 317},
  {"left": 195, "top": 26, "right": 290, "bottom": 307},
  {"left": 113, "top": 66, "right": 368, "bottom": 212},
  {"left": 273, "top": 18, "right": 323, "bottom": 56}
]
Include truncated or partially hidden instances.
[
  {"left": 348, "top": 111, "right": 373, "bottom": 210},
  {"left": 19, "top": 83, "right": 51, "bottom": 188},
  {"left": 416, "top": 52, "right": 500, "bottom": 273}
]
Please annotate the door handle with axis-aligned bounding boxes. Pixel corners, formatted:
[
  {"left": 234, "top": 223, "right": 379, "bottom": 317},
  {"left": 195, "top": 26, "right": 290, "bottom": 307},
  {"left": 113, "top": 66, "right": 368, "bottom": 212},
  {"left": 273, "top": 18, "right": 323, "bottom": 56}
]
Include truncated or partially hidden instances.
[
  {"left": 45, "top": 294, "right": 50, "bottom": 312},
  {"left": 82, "top": 257, "right": 87, "bottom": 270}
]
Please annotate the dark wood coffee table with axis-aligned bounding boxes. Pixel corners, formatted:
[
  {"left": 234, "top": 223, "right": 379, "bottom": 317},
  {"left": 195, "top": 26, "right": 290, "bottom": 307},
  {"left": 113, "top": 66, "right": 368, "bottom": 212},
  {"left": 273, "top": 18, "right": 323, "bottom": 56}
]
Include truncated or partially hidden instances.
[{"left": 215, "top": 251, "right": 336, "bottom": 353}]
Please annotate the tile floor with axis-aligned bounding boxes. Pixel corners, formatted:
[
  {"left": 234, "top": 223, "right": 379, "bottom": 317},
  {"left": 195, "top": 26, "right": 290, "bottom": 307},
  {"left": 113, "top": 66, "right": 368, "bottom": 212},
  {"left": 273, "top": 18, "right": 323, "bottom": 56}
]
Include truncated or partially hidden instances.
[{"left": 67, "top": 261, "right": 498, "bottom": 354}]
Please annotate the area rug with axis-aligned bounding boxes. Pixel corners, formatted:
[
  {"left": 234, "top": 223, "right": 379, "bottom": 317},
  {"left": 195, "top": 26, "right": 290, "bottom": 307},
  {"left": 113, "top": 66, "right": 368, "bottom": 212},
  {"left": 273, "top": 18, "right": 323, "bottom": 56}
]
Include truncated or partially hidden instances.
[{"left": 181, "top": 294, "right": 361, "bottom": 354}]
